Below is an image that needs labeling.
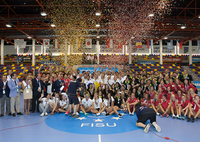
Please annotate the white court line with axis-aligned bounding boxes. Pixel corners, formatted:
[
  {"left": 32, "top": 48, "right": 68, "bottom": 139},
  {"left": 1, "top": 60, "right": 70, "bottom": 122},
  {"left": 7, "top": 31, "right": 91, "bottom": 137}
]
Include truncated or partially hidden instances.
[{"left": 98, "top": 134, "right": 101, "bottom": 142}]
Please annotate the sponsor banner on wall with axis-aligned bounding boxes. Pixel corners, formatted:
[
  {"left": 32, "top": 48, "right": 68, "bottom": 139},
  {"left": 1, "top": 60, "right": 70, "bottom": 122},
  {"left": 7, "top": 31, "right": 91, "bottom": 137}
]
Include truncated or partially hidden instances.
[
  {"left": 193, "top": 81, "right": 200, "bottom": 89},
  {"left": 137, "top": 61, "right": 155, "bottom": 64},
  {"left": 163, "top": 57, "right": 182, "bottom": 63},
  {"left": 192, "top": 57, "right": 200, "bottom": 63},
  {"left": 77, "top": 67, "right": 119, "bottom": 74}
]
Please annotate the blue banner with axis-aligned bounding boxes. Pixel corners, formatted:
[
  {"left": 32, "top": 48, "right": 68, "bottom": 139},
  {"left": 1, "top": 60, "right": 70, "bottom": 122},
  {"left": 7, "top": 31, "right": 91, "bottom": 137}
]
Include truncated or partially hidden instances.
[
  {"left": 137, "top": 61, "right": 155, "bottom": 64},
  {"left": 192, "top": 57, "right": 200, "bottom": 63},
  {"left": 193, "top": 81, "right": 200, "bottom": 89},
  {"left": 167, "top": 40, "right": 173, "bottom": 49},
  {"left": 78, "top": 67, "right": 119, "bottom": 74}
]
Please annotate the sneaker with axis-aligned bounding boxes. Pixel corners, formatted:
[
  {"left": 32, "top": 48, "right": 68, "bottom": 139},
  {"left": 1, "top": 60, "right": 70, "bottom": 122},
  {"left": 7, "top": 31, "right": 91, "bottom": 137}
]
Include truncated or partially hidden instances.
[
  {"left": 102, "top": 111, "right": 106, "bottom": 115},
  {"left": 172, "top": 114, "right": 176, "bottom": 118},
  {"left": 72, "top": 114, "right": 80, "bottom": 118},
  {"left": 85, "top": 113, "right": 89, "bottom": 116},
  {"left": 129, "top": 112, "right": 132, "bottom": 115},
  {"left": 178, "top": 115, "right": 182, "bottom": 119},
  {"left": 181, "top": 116, "right": 186, "bottom": 120},
  {"left": 143, "top": 124, "right": 151, "bottom": 133},
  {"left": 106, "top": 113, "right": 111, "bottom": 116},
  {"left": 76, "top": 112, "right": 79, "bottom": 115},
  {"left": 187, "top": 117, "right": 191, "bottom": 122},
  {"left": 161, "top": 114, "right": 165, "bottom": 118},
  {"left": 65, "top": 111, "right": 70, "bottom": 115},
  {"left": 117, "top": 113, "right": 123, "bottom": 117},
  {"left": 176, "top": 114, "right": 179, "bottom": 118},
  {"left": 96, "top": 113, "right": 100, "bottom": 116},
  {"left": 40, "top": 113, "right": 44, "bottom": 117},
  {"left": 79, "top": 111, "right": 84, "bottom": 114},
  {"left": 45, "top": 112, "right": 48, "bottom": 116},
  {"left": 152, "top": 122, "right": 161, "bottom": 132},
  {"left": 165, "top": 114, "right": 169, "bottom": 118},
  {"left": 156, "top": 112, "right": 160, "bottom": 116},
  {"left": 191, "top": 118, "right": 195, "bottom": 122},
  {"left": 69, "top": 112, "right": 73, "bottom": 116},
  {"left": 131, "top": 112, "right": 134, "bottom": 115}
]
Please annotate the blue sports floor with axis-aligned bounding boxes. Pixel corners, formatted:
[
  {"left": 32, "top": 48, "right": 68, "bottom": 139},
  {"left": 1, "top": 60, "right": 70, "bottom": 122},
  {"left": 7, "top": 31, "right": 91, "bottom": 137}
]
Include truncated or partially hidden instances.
[{"left": 0, "top": 98, "right": 200, "bottom": 142}]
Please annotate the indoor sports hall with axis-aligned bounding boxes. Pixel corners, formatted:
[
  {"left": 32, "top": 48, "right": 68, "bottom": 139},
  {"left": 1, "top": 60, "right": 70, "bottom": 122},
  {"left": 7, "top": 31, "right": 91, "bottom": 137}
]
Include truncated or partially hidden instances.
[{"left": 0, "top": 1, "right": 200, "bottom": 142}]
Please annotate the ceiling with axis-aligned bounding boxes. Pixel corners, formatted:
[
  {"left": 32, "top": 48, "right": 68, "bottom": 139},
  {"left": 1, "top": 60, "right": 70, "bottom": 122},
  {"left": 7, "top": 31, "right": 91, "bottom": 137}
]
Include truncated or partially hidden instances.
[{"left": 0, "top": 0, "right": 200, "bottom": 45}]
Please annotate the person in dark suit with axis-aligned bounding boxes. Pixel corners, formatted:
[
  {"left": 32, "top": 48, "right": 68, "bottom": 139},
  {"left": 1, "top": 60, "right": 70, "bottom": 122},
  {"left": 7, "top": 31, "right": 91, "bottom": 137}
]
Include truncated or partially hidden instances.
[
  {"left": 32, "top": 74, "right": 44, "bottom": 113},
  {"left": 0, "top": 75, "right": 11, "bottom": 117},
  {"left": 55, "top": 75, "right": 64, "bottom": 93}
]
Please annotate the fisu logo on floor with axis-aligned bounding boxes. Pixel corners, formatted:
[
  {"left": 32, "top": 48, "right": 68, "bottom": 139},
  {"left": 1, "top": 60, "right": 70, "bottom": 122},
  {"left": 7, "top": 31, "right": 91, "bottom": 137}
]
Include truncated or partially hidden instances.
[{"left": 45, "top": 113, "right": 140, "bottom": 135}]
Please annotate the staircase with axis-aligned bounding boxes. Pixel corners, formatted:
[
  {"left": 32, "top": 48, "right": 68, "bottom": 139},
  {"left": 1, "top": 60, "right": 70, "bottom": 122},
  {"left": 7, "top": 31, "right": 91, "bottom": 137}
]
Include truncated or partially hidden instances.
[{"left": 182, "top": 66, "right": 200, "bottom": 81}]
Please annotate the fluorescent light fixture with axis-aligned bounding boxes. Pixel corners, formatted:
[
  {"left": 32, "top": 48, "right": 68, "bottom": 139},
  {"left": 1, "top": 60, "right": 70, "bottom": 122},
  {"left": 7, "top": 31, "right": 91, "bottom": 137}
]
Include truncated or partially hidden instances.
[
  {"left": 180, "top": 25, "right": 186, "bottom": 29},
  {"left": 163, "top": 37, "right": 168, "bottom": 39},
  {"left": 40, "top": 11, "right": 47, "bottom": 16},
  {"left": 95, "top": 12, "right": 101, "bottom": 16},
  {"left": 96, "top": 24, "right": 100, "bottom": 27},
  {"left": 148, "top": 13, "right": 154, "bottom": 17},
  {"left": 6, "top": 24, "right": 12, "bottom": 27},
  {"left": 27, "top": 36, "right": 32, "bottom": 39},
  {"left": 97, "top": 36, "right": 100, "bottom": 39},
  {"left": 51, "top": 24, "right": 56, "bottom": 27}
]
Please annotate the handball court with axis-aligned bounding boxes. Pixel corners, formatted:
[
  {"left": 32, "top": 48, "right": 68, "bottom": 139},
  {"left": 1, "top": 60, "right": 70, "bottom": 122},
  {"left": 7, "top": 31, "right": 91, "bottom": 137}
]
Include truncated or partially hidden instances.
[{"left": 0, "top": 97, "right": 199, "bottom": 142}]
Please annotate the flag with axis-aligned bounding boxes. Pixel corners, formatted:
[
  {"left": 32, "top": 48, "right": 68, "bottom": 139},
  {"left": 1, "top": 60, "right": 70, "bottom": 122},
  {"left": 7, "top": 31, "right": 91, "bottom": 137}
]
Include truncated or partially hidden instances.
[
  {"left": 147, "top": 40, "right": 151, "bottom": 49},
  {"left": 178, "top": 40, "right": 183, "bottom": 49},
  {"left": 43, "top": 39, "right": 50, "bottom": 47},
  {"left": 197, "top": 41, "right": 200, "bottom": 50},
  {"left": 117, "top": 42, "right": 123, "bottom": 49},
  {"left": 14, "top": 39, "right": 25, "bottom": 49},
  {"left": 85, "top": 39, "right": 92, "bottom": 48},
  {"left": 136, "top": 42, "right": 142, "bottom": 48},
  {"left": 106, "top": 39, "right": 113, "bottom": 48},
  {"left": 167, "top": 40, "right": 173, "bottom": 49},
  {"left": 76, "top": 38, "right": 81, "bottom": 48}
]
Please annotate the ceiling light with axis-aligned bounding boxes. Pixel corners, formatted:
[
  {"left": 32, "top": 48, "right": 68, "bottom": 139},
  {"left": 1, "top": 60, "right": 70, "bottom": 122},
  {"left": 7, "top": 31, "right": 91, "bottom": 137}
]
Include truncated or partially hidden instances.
[
  {"left": 180, "top": 25, "right": 186, "bottom": 29},
  {"left": 27, "top": 36, "right": 32, "bottom": 39},
  {"left": 198, "top": 15, "right": 200, "bottom": 18},
  {"left": 97, "top": 36, "right": 100, "bottom": 39},
  {"left": 95, "top": 12, "right": 101, "bottom": 16},
  {"left": 6, "top": 24, "right": 12, "bottom": 28},
  {"left": 96, "top": 24, "right": 100, "bottom": 27},
  {"left": 163, "top": 37, "right": 168, "bottom": 39},
  {"left": 41, "top": 11, "right": 47, "bottom": 16},
  {"left": 148, "top": 14, "right": 154, "bottom": 17},
  {"left": 51, "top": 24, "right": 56, "bottom": 27}
]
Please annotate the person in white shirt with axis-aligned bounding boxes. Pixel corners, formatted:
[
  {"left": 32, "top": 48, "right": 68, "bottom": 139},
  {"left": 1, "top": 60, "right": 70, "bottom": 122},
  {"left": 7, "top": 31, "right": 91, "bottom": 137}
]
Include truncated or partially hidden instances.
[
  {"left": 39, "top": 94, "right": 51, "bottom": 116},
  {"left": 91, "top": 92, "right": 103, "bottom": 116},
  {"left": 49, "top": 93, "right": 59, "bottom": 115},
  {"left": 80, "top": 93, "right": 93, "bottom": 116},
  {"left": 58, "top": 95, "right": 69, "bottom": 113},
  {"left": 7, "top": 70, "right": 12, "bottom": 81},
  {"left": 102, "top": 92, "right": 122, "bottom": 117}
]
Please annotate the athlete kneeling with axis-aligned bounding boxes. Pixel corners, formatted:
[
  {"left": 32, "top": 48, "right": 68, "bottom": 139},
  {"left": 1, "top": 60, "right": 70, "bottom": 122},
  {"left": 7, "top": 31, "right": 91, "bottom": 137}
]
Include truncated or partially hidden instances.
[
  {"left": 80, "top": 93, "right": 93, "bottom": 116},
  {"left": 135, "top": 101, "right": 161, "bottom": 133}
]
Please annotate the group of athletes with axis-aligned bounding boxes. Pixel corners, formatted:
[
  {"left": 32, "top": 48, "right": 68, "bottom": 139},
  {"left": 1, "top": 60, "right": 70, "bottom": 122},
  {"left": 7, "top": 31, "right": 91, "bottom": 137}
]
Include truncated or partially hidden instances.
[
  {"left": 35, "top": 65, "right": 200, "bottom": 133},
  {"left": 40, "top": 65, "right": 200, "bottom": 129}
]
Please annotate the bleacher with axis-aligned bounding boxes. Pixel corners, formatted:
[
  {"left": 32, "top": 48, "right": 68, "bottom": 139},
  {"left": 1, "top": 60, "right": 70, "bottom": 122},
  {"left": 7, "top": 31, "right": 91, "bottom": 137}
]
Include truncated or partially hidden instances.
[
  {"left": 189, "top": 64, "right": 200, "bottom": 78},
  {"left": 129, "top": 64, "right": 183, "bottom": 73}
]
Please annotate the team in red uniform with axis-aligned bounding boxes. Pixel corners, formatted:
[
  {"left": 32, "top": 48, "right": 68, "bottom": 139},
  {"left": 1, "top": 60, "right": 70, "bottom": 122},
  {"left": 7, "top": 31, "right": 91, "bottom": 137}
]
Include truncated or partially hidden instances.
[{"left": 127, "top": 93, "right": 139, "bottom": 115}]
